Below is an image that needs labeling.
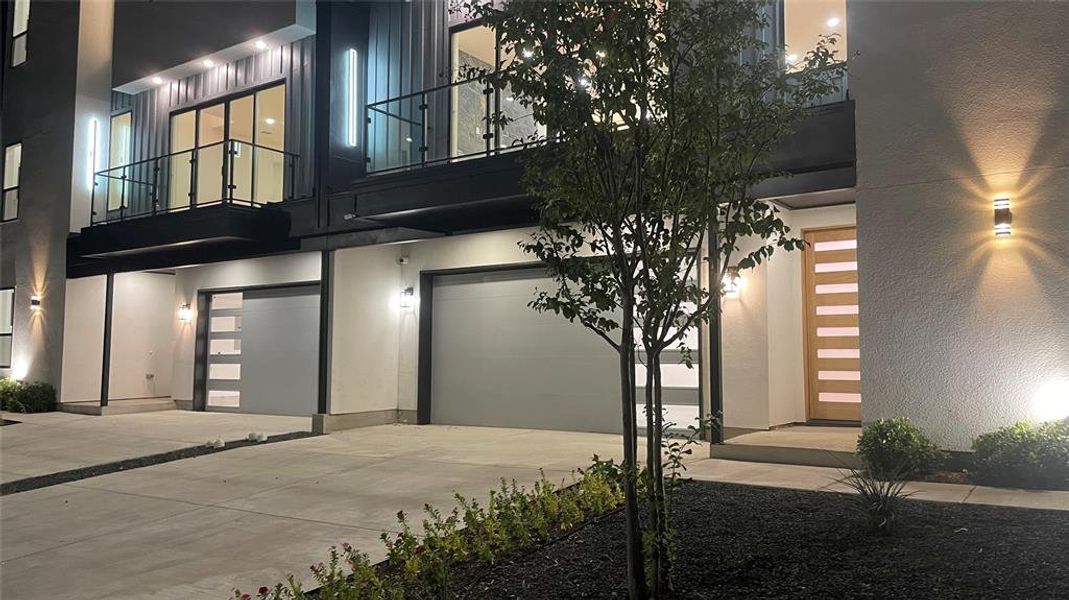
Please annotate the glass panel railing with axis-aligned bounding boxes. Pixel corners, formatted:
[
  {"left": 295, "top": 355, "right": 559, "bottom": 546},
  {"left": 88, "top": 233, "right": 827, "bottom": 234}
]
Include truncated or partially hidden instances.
[
  {"left": 366, "top": 75, "right": 545, "bottom": 174},
  {"left": 90, "top": 140, "right": 298, "bottom": 225}
]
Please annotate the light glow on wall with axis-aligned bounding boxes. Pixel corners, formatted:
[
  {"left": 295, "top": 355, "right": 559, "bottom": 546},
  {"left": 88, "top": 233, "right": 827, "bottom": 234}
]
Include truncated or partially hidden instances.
[
  {"left": 399, "top": 287, "right": 415, "bottom": 310},
  {"left": 177, "top": 304, "right": 193, "bottom": 322},
  {"left": 721, "top": 267, "right": 743, "bottom": 298},
  {"left": 1033, "top": 377, "right": 1069, "bottom": 422},
  {"left": 347, "top": 48, "right": 359, "bottom": 148}
]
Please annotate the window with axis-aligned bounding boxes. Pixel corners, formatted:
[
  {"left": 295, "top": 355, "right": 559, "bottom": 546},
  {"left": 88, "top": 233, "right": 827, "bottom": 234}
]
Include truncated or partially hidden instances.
[
  {"left": 3, "top": 143, "right": 21, "bottom": 221},
  {"left": 11, "top": 0, "right": 29, "bottom": 66},
  {"left": 107, "top": 113, "right": 131, "bottom": 210},
  {"left": 784, "top": 0, "right": 847, "bottom": 70},
  {"left": 0, "top": 288, "right": 13, "bottom": 368},
  {"left": 168, "top": 83, "right": 287, "bottom": 209}
]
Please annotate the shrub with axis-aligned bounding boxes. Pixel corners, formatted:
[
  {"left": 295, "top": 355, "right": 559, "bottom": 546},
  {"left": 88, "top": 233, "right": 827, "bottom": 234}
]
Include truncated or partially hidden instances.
[
  {"left": 843, "top": 468, "right": 912, "bottom": 535},
  {"left": 0, "top": 379, "right": 56, "bottom": 413},
  {"left": 971, "top": 420, "right": 1069, "bottom": 490},
  {"left": 857, "top": 417, "right": 941, "bottom": 478},
  {"left": 234, "top": 463, "right": 625, "bottom": 600}
]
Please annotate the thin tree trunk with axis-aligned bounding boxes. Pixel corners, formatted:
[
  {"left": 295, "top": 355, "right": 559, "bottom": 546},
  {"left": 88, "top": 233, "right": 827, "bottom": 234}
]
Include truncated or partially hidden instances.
[
  {"left": 619, "top": 295, "right": 648, "bottom": 600},
  {"left": 651, "top": 350, "right": 671, "bottom": 594},
  {"left": 644, "top": 350, "right": 659, "bottom": 595}
]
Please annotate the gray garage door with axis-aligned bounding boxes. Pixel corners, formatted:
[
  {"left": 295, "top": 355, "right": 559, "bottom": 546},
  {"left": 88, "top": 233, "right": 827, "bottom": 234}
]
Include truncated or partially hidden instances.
[
  {"left": 430, "top": 269, "right": 623, "bottom": 433},
  {"left": 205, "top": 285, "right": 319, "bottom": 416}
]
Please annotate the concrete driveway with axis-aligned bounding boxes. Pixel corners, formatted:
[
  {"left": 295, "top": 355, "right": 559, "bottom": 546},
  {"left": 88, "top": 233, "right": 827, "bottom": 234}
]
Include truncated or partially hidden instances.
[
  {"left": 1, "top": 411, "right": 312, "bottom": 483},
  {"left": 1, "top": 423, "right": 631, "bottom": 600}
]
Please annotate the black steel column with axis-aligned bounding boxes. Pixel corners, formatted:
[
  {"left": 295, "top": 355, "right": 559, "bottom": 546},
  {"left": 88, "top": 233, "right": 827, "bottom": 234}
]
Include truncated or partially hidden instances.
[
  {"left": 99, "top": 273, "right": 114, "bottom": 407},
  {"left": 316, "top": 249, "right": 333, "bottom": 415},
  {"left": 708, "top": 229, "right": 725, "bottom": 444}
]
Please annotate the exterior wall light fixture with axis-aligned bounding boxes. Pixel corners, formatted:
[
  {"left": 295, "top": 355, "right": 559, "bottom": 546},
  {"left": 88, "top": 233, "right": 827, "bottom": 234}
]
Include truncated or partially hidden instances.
[
  {"left": 993, "top": 198, "right": 1012, "bottom": 237},
  {"left": 399, "top": 287, "right": 415, "bottom": 310},
  {"left": 30, "top": 295, "right": 41, "bottom": 311},
  {"left": 722, "top": 267, "right": 742, "bottom": 298},
  {"left": 346, "top": 48, "right": 360, "bottom": 147},
  {"left": 177, "top": 304, "right": 193, "bottom": 322}
]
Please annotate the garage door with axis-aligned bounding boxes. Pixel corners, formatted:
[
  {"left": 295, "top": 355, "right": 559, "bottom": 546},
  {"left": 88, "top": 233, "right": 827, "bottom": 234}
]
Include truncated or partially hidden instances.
[
  {"left": 205, "top": 285, "right": 319, "bottom": 416},
  {"left": 430, "top": 269, "right": 623, "bottom": 433}
]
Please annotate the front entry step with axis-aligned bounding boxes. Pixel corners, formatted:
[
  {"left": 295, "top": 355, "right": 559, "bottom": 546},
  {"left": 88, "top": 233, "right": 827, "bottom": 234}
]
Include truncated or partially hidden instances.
[
  {"left": 710, "top": 425, "right": 863, "bottom": 469},
  {"left": 59, "top": 398, "right": 177, "bottom": 416}
]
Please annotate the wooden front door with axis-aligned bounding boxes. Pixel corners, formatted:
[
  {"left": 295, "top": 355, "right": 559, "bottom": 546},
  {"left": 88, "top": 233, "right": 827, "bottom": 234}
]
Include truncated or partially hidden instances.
[{"left": 803, "top": 226, "right": 862, "bottom": 422}]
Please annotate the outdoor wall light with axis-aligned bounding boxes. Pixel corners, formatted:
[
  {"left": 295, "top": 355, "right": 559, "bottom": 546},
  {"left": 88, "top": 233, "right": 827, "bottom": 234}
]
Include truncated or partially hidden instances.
[
  {"left": 177, "top": 304, "right": 193, "bottom": 322},
  {"left": 399, "top": 287, "right": 415, "bottom": 310},
  {"left": 30, "top": 295, "right": 41, "bottom": 311},
  {"left": 254, "top": 40, "right": 269, "bottom": 51},
  {"left": 721, "top": 267, "right": 743, "bottom": 298},
  {"left": 151, "top": 76, "right": 164, "bottom": 85},
  {"left": 993, "top": 198, "right": 1012, "bottom": 237},
  {"left": 346, "top": 48, "right": 359, "bottom": 147}
]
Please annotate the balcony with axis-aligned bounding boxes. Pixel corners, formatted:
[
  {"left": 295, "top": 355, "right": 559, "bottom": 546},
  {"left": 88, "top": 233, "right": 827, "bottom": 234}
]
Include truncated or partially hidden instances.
[
  {"left": 91, "top": 139, "right": 299, "bottom": 225},
  {"left": 72, "top": 141, "right": 300, "bottom": 272},
  {"left": 366, "top": 76, "right": 544, "bottom": 175},
  {"left": 365, "top": 68, "right": 848, "bottom": 176}
]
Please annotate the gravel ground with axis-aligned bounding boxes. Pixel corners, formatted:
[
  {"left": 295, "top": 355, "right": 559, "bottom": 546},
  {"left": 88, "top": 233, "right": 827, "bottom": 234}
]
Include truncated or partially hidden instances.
[{"left": 455, "top": 480, "right": 1069, "bottom": 599}]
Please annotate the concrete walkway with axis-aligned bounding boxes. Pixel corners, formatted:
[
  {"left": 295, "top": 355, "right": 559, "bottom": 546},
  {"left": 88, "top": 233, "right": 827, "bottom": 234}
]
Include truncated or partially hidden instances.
[
  {"left": 0, "top": 424, "right": 633, "bottom": 600},
  {"left": 0, "top": 411, "right": 311, "bottom": 483},
  {"left": 686, "top": 458, "right": 1069, "bottom": 512}
]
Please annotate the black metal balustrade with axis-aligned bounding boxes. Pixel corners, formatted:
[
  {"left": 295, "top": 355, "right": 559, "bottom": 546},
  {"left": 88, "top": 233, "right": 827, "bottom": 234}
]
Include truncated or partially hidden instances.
[
  {"left": 365, "top": 75, "right": 545, "bottom": 174},
  {"left": 91, "top": 139, "right": 299, "bottom": 225}
]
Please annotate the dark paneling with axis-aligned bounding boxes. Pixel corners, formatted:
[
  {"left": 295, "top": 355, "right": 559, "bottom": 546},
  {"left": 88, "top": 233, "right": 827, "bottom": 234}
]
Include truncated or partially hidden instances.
[
  {"left": 112, "top": 1, "right": 301, "bottom": 87},
  {"left": 75, "top": 204, "right": 291, "bottom": 258}
]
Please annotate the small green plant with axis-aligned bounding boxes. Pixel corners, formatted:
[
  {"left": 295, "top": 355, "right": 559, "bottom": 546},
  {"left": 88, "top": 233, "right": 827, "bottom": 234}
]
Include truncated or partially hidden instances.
[
  {"left": 843, "top": 467, "right": 913, "bottom": 535},
  {"left": 972, "top": 419, "right": 1069, "bottom": 490},
  {"left": 235, "top": 460, "right": 625, "bottom": 599},
  {"left": 857, "top": 417, "right": 941, "bottom": 478},
  {"left": 0, "top": 378, "right": 56, "bottom": 413}
]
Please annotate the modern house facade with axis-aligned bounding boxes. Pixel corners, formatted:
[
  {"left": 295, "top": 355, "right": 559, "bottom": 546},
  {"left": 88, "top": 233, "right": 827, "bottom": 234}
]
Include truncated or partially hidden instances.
[{"left": 2, "top": 0, "right": 1066, "bottom": 452}]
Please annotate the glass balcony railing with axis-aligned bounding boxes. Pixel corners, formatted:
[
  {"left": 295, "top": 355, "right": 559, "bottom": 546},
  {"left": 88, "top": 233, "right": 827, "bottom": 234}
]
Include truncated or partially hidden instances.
[
  {"left": 90, "top": 140, "right": 299, "bottom": 225},
  {"left": 366, "top": 76, "right": 546, "bottom": 174}
]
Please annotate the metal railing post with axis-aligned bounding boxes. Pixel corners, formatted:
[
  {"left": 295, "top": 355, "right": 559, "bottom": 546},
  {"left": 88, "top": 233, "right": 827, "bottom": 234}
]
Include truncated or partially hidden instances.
[
  {"left": 419, "top": 92, "right": 428, "bottom": 166},
  {"left": 119, "top": 172, "right": 127, "bottom": 221},
  {"left": 483, "top": 79, "right": 493, "bottom": 156},
  {"left": 288, "top": 153, "right": 297, "bottom": 201},
  {"left": 152, "top": 158, "right": 160, "bottom": 215},
  {"left": 189, "top": 149, "right": 197, "bottom": 208},
  {"left": 90, "top": 176, "right": 97, "bottom": 224}
]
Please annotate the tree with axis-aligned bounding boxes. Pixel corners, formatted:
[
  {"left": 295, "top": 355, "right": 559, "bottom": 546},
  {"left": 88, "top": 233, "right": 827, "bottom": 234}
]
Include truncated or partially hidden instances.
[{"left": 461, "top": 1, "right": 842, "bottom": 597}]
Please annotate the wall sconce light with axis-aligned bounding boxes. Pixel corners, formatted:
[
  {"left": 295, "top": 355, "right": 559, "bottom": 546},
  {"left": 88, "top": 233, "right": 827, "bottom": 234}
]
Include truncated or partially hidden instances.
[
  {"left": 177, "top": 304, "right": 193, "bottom": 322},
  {"left": 346, "top": 48, "right": 359, "bottom": 148},
  {"left": 399, "top": 287, "right": 415, "bottom": 310},
  {"left": 30, "top": 295, "right": 41, "bottom": 311},
  {"left": 721, "top": 267, "right": 742, "bottom": 298},
  {"left": 993, "top": 198, "right": 1012, "bottom": 237}
]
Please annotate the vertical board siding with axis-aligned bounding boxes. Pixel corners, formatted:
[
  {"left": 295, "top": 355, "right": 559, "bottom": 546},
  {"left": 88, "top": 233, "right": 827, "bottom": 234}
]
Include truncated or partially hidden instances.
[
  {"left": 109, "top": 36, "right": 316, "bottom": 215},
  {"left": 366, "top": 0, "right": 449, "bottom": 170}
]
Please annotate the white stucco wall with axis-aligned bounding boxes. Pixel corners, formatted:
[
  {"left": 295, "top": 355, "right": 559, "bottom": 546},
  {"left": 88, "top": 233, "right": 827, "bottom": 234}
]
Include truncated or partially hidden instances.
[
  {"left": 852, "top": 1, "right": 1069, "bottom": 449},
  {"left": 171, "top": 253, "right": 321, "bottom": 402},
  {"left": 109, "top": 272, "right": 175, "bottom": 400},
  {"left": 722, "top": 203, "right": 856, "bottom": 431},
  {"left": 330, "top": 244, "right": 404, "bottom": 415},
  {"left": 59, "top": 276, "right": 106, "bottom": 402}
]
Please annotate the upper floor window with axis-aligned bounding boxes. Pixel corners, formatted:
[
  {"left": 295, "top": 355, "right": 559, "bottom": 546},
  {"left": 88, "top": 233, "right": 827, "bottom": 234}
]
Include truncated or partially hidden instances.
[
  {"left": 11, "top": 0, "right": 29, "bottom": 66},
  {"left": 2, "top": 143, "right": 21, "bottom": 221},
  {"left": 0, "top": 288, "right": 13, "bottom": 368},
  {"left": 784, "top": 0, "right": 847, "bottom": 70}
]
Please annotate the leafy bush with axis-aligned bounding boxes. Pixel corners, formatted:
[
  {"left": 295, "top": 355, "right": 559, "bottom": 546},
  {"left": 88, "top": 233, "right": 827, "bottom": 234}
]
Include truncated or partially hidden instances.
[
  {"left": 843, "top": 468, "right": 912, "bottom": 535},
  {"left": 857, "top": 417, "right": 941, "bottom": 478},
  {"left": 0, "top": 379, "right": 56, "bottom": 413},
  {"left": 234, "top": 465, "right": 624, "bottom": 600},
  {"left": 971, "top": 420, "right": 1069, "bottom": 490}
]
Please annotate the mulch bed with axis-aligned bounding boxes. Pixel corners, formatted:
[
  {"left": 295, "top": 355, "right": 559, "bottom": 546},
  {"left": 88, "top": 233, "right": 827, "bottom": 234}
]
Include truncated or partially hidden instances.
[
  {"left": 1, "top": 431, "right": 316, "bottom": 496},
  {"left": 1, "top": 418, "right": 19, "bottom": 426},
  {"left": 454, "top": 480, "right": 1069, "bottom": 599}
]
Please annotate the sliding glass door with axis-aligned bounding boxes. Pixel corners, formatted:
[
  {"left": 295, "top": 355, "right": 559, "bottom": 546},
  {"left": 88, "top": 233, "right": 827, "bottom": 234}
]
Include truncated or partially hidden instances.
[{"left": 168, "top": 83, "right": 286, "bottom": 210}]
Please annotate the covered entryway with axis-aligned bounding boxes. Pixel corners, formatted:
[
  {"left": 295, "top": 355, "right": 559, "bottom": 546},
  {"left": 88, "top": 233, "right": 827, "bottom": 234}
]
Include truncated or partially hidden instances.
[
  {"left": 203, "top": 285, "right": 319, "bottom": 416},
  {"left": 428, "top": 268, "right": 623, "bottom": 433}
]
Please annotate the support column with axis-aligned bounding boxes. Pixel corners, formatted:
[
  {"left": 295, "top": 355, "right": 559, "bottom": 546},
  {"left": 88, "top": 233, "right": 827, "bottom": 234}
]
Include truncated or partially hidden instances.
[
  {"left": 317, "top": 249, "right": 333, "bottom": 415},
  {"left": 99, "top": 272, "right": 114, "bottom": 407}
]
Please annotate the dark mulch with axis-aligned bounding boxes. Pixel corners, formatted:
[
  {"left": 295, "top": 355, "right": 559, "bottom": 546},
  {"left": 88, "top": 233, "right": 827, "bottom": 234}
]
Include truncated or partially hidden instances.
[
  {"left": 1, "top": 419, "right": 19, "bottom": 426},
  {"left": 455, "top": 480, "right": 1069, "bottom": 599},
  {"left": 1, "top": 431, "right": 316, "bottom": 496}
]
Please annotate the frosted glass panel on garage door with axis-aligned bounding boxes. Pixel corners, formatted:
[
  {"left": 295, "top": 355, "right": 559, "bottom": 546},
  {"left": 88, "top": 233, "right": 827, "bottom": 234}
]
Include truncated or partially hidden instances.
[{"left": 431, "top": 269, "right": 622, "bottom": 434}]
